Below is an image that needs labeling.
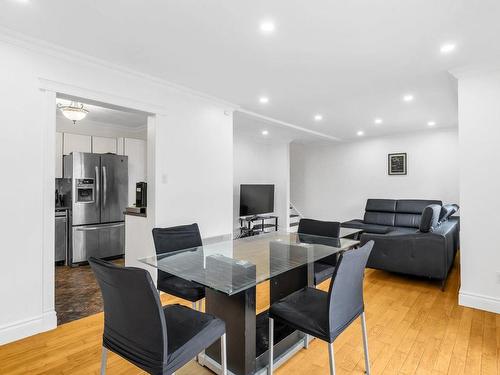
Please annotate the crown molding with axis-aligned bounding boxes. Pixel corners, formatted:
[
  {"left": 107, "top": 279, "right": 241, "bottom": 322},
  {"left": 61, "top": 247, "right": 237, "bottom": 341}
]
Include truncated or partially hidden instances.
[
  {"left": 450, "top": 60, "right": 500, "bottom": 79},
  {"left": 0, "top": 25, "right": 240, "bottom": 111},
  {"left": 236, "top": 109, "right": 341, "bottom": 142},
  {"left": 0, "top": 25, "right": 337, "bottom": 139}
]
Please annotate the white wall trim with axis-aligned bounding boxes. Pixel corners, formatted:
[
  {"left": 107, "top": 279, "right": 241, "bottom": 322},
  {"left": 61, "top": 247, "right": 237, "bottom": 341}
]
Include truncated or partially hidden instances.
[
  {"left": 23, "top": 78, "right": 161, "bottom": 344},
  {"left": 0, "top": 25, "right": 239, "bottom": 111},
  {"left": 41, "top": 89, "right": 57, "bottom": 334},
  {"left": 236, "top": 109, "right": 341, "bottom": 142},
  {"left": 39, "top": 78, "right": 168, "bottom": 117},
  {"left": 0, "top": 311, "right": 57, "bottom": 345},
  {"left": 459, "top": 290, "right": 500, "bottom": 314},
  {"left": 450, "top": 61, "right": 500, "bottom": 79},
  {"left": 57, "top": 115, "right": 147, "bottom": 135}
]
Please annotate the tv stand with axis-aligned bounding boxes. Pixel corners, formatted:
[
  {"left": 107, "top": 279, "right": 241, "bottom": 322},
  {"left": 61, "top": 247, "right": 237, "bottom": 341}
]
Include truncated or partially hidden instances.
[{"left": 239, "top": 215, "right": 278, "bottom": 237}]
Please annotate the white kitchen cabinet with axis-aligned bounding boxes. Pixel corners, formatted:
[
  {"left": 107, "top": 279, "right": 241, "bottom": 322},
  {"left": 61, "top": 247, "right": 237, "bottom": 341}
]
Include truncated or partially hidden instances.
[
  {"left": 63, "top": 133, "right": 91, "bottom": 155},
  {"left": 92, "top": 136, "right": 117, "bottom": 154},
  {"left": 55, "top": 132, "right": 63, "bottom": 178},
  {"left": 124, "top": 138, "right": 147, "bottom": 206},
  {"left": 116, "top": 137, "right": 125, "bottom": 155}
]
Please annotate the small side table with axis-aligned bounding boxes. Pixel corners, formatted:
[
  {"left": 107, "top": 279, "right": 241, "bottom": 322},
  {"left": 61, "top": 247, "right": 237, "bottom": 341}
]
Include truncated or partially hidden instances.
[{"left": 239, "top": 215, "right": 279, "bottom": 237}]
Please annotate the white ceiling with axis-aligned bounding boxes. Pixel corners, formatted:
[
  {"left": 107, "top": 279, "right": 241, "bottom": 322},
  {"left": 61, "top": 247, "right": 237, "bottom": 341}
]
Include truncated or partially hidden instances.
[
  {"left": 55, "top": 98, "right": 147, "bottom": 128},
  {"left": 3, "top": 1, "right": 500, "bottom": 140}
]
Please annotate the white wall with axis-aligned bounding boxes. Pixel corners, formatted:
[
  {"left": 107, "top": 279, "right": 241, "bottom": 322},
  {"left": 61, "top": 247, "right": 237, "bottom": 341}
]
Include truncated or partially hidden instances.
[
  {"left": 154, "top": 96, "right": 233, "bottom": 237},
  {"left": 455, "top": 68, "right": 500, "bottom": 314},
  {"left": 290, "top": 129, "right": 459, "bottom": 222},
  {"left": 0, "top": 36, "right": 234, "bottom": 343},
  {"left": 233, "top": 135, "right": 290, "bottom": 234}
]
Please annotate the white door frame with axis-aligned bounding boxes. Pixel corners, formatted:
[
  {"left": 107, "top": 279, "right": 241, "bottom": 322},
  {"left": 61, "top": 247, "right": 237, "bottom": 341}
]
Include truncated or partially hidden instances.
[{"left": 39, "top": 78, "right": 165, "bottom": 329}]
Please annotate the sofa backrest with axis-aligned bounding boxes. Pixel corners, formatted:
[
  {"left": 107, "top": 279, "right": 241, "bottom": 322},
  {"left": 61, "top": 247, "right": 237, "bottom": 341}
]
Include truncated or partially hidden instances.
[
  {"left": 364, "top": 199, "right": 443, "bottom": 228},
  {"left": 363, "top": 199, "right": 397, "bottom": 226}
]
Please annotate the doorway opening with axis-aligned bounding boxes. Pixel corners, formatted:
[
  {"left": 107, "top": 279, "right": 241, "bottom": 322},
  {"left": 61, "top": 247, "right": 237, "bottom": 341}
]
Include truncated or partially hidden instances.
[{"left": 54, "top": 93, "right": 150, "bottom": 325}]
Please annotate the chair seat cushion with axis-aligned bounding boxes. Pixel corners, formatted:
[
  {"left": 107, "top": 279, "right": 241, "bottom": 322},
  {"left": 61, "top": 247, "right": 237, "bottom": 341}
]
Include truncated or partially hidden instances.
[
  {"left": 342, "top": 220, "right": 392, "bottom": 234},
  {"left": 314, "top": 262, "right": 335, "bottom": 285},
  {"left": 269, "top": 287, "right": 330, "bottom": 342},
  {"left": 164, "top": 304, "right": 225, "bottom": 373},
  {"left": 158, "top": 276, "right": 205, "bottom": 302}
]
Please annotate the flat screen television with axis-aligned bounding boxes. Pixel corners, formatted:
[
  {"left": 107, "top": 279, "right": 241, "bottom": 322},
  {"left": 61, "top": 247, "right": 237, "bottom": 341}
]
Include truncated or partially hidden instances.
[{"left": 239, "top": 184, "right": 275, "bottom": 217}]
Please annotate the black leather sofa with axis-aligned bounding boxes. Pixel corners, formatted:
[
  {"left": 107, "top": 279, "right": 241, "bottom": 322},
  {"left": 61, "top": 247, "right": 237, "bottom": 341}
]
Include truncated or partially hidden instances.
[{"left": 342, "top": 199, "right": 459, "bottom": 289}]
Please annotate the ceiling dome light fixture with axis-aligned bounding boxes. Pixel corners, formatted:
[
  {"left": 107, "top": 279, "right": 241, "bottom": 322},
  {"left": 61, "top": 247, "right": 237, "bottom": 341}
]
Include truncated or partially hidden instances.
[
  {"left": 57, "top": 101, "right": 89, "bottom": 124},
  {"left": 428, "top": 121, "right": 436, "bottom": 126},
  {"left": 357, "top": 130, "right": 364, "bottom": 136},
  {"left": 374, "top": 118, "right": 383, "bottom": 124},
  {"left": 259, "top": 96, "right": 269, "bottom": 104},
  {"left": 314, "top": 114, "right": 323, "bottom": 121},
  {"left": 262, "top": 130, "right": 269, "bottom": 136}
]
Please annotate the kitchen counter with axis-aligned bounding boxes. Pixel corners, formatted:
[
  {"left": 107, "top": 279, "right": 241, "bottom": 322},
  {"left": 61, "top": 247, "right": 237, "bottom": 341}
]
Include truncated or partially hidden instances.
[
  {"left": 123, "top": 210, "right": 147, "bottom": 218},
  {"left": 55, "top": 206, "right": 71, "bottom": 211}
]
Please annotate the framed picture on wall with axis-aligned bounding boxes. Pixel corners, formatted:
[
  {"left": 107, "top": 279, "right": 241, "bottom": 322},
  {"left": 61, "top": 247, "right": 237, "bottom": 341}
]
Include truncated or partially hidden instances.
[{"left": 388, "top": 153, "right": 407, "bottom": 175}]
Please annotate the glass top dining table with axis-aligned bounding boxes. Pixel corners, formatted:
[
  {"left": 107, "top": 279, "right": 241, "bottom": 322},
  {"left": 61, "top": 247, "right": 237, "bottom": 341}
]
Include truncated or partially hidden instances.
[{"left": 138, "top": 230, "right": 360, "bottom": 296}]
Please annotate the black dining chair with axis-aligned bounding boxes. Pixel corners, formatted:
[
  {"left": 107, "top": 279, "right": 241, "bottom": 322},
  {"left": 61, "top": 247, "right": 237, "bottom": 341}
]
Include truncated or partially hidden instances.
[
  {"left": 297, "top": 218, "right": 341, "bottom": 285},
  {"left": 89, "top": 257, "right": 227, "bottom": 375},
  {"left": 268, "top": 241, "right": 374, "bottom": 375},
  {"left": 152, "top": 223, "right": 205, "bottom": 310}
]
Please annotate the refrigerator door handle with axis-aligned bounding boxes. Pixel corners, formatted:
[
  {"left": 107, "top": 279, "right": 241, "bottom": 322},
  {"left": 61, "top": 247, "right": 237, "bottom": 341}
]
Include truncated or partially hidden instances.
[
  {"left": 102, "top": 165, "right": 107, "bottom": 208},
  {"left": 95, "top": 166, "right": 100, "bottom": 207},
  {"left": 75, "top": 223, "right": 125, "bottom": 231}
]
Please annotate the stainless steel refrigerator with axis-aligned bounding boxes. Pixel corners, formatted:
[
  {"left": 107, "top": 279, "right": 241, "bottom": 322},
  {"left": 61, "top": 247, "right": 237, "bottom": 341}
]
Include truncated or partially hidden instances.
[{"left": 63, "top": 152, "right": 128, "bottom": 265}]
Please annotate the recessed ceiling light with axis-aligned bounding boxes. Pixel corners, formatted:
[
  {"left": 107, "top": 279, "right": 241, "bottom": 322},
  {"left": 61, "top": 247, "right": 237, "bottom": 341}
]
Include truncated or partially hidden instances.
[
  {"left": 374, "top": 118, "right": 383, "bottom": 124},
  {"left": 357, "top": 130, "right": 364, "bottom": 136},
  {"left": 259, "top": 97, "right": 269, "bottom": 104},
  {"left": 260, "top": 21, "right": 275, "bottom": 34},
  {"left": 403, "top": 94, "right": 414, "bottom": 102},
  {"left": 440, "top": 43, "right": 456, "bottom": 54},
  {"left": 428, "top": 121, "right": 436, "bottom": 126},
  {"left": 314, "top": 114, "right": 323, "bottom": 121},
  {"left": 262, "top": 130, "right": 269, "bottom": 136}
]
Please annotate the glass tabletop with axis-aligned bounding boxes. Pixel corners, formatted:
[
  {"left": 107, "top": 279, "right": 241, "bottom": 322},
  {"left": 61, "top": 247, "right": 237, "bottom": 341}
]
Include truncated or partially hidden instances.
[
  {"left": 138, "top": 231, "right": 359, "bottom": 296},
  {"left": 339, "top": 227, "right": 363, "bottom": 237}
]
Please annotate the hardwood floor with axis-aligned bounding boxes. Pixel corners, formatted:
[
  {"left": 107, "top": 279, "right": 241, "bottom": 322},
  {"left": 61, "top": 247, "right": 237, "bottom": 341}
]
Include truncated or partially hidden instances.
[{"left": 1, "top": 256, "right": 498, "bottom": 375}]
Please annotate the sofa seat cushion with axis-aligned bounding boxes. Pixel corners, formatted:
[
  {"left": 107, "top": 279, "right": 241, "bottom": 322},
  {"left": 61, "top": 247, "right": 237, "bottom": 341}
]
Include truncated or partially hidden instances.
[{"left": 342, "top": 220, "right": 392, "bottom": 234}]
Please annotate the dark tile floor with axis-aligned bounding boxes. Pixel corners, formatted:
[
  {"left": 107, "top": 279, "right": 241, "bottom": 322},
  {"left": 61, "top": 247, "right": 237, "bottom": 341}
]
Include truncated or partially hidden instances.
[{"left": 55, "top": 258, "right": 124, "bottom": 325}]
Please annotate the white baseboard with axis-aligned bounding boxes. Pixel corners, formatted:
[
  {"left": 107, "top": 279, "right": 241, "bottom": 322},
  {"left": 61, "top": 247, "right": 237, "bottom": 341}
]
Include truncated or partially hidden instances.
[
  {"left": 0, "top": 310, "right": 57, "bottom": 345},
  {"left": 459, "top": 290, "right": 500, "bottom": 314}
]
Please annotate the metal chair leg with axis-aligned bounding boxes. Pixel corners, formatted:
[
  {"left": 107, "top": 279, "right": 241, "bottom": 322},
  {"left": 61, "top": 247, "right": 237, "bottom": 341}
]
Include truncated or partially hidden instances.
[
  {"left": 221, "top": 333, "right": 227, "bottom": 375},
  {"left": 328, "top": 342, "right": 336, "bottom": 375},
  {"left": 361, "top": 312, "right": 371, "bottom": 375},
  {"left": 268, "top": 318, "right": 274, "bottom": 374},
  {"left": 100, "top": 346, "right": 107, "bottom": 375}
]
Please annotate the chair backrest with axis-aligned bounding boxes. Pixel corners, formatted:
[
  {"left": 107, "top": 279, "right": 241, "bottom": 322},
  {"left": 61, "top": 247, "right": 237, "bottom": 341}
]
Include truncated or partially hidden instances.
[
  {"left": 152, "top": 223, "right": 202, "bottom": 255},
  {"left": 327, "top": 241, "right": 374, "bottom": 340},
  {"left": 89, "top": 257, "right": 168, "bottom": 371},
  {"left": 297, "top": 218, "right": 340, "bottom": 238}
]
